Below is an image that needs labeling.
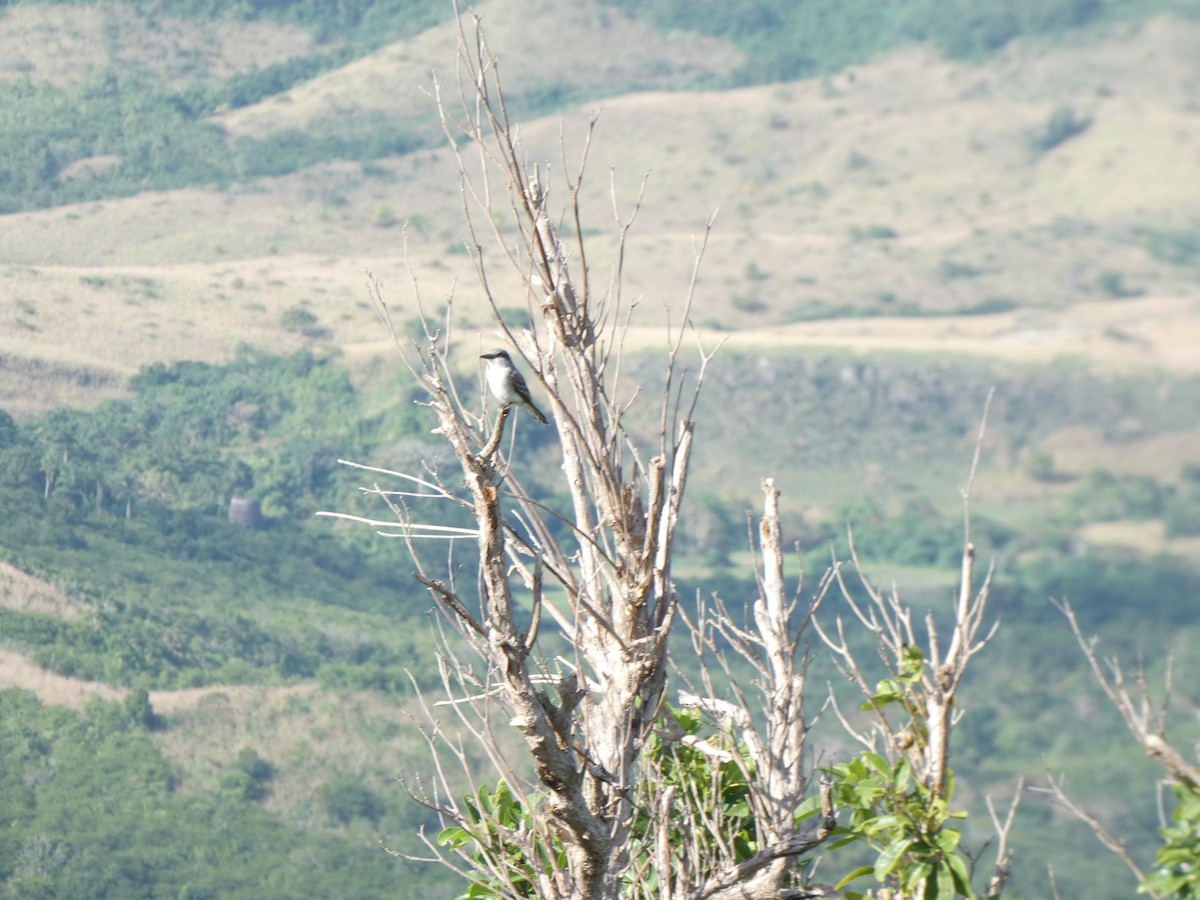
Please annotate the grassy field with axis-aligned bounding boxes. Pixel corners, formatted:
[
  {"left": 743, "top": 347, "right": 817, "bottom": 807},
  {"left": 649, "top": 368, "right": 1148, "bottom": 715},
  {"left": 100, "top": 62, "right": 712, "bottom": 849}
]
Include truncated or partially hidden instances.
[
  {"left": 0, "top": 4, "right": 320, "bottom": 88},
  {"left": 1, "top": 7, "right": 1196, "bottom": 413}
]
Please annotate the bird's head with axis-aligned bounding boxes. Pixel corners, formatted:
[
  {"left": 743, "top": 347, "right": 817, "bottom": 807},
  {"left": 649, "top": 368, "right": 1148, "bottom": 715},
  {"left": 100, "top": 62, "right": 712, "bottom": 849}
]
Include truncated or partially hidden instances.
[{"left": 480, "top": 349, "right": 512, "bottom": 362}]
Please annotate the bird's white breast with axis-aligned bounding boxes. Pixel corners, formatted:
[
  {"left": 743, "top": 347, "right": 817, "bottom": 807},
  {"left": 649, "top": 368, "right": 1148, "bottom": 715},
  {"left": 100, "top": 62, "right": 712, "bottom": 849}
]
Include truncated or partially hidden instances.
[{"left": 486, "top": 359, "right": 518, "bottom": 403}]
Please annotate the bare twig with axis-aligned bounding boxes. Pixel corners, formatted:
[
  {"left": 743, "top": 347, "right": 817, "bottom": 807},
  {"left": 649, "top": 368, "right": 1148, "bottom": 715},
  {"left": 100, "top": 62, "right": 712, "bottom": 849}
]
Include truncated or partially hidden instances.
[
  {"left": 1053, "top": 598, "right": 1200, "bottom": 790},
  {"left": 1035, "top": 774, "right": 1156, "bottom": 897}
]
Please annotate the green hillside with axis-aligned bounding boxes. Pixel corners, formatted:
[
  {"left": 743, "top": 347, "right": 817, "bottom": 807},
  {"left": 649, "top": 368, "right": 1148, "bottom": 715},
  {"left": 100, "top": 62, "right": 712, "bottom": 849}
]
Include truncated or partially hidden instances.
[
  {"left": 3, "top": 0, "right": 1199, "bottom": 211},
  {"left": 2, "top": 345, "right": 1198, "bottom": 898},
  {"left": 600, "top": 0, "right": 1200, "bottom": 79}
]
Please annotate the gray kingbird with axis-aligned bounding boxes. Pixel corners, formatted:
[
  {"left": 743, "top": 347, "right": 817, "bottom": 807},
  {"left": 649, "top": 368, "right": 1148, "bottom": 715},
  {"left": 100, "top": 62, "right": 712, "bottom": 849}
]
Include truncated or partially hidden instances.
[{"left": 480, "top": 349, "right": 549, "bottom": 424}]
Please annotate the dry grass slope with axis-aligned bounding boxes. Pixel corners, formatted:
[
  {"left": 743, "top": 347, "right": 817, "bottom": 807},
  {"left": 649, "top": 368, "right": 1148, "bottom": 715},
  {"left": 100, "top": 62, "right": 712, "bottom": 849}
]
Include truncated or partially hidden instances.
[
  {"left": 0, "top": 9, "right": 1196, "bottom": 421},
  {"left": 214, "top": 0, "right": 743, "bottom": 142},
  {"left": 0, "top": 4, "right": 319, "bottom": 88}
]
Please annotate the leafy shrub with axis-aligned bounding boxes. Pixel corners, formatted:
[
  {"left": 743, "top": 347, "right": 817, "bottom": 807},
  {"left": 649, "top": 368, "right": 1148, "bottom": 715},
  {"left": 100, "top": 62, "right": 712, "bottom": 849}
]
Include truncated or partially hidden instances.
[
  {"left": 1007, "top": 549, "right": 1200, "bottom": 627},
  {"left": 0, "top": 691, "right": 412, "bottom": 897},
  {"left": 204, "top": 52, "right": 344, "bottom": 111},
  {"left": 1164, "top": 489, "right": 1200, "bottom": 537},
  {"left": 280, "top": 305, "right": 319, "bottom": 332},
  {"left": 827, "top": 497, "right": 1006, "bottom": 567},
  {"left": 914, "top": 0, "right": 1101, "bottom": 59},
  {"left": 1068, "top": 471, "right": 1164, "bottom": 521},
  {"left": 960, "top": 296, "right": 1019, "bottom": 315},
  {"left": 826, "top": 752, "right": 972, "bottom": 897},
  {"left": 371, "top": 204, "right": 398, "bottom": 228},
  {"left": 851, "top": 224, "right": 899, "bottom": 241},
  {"left": 1024, "top": 450, "right": 1062, "bottom": 483},
  {"left": 1028, "top": 104, "right": 1092, "bottom": 155},
  {"left": 222, "top": 748, "right": 275, "bottom": 801},
  {"left": 438, "top": 780, "right": 565, "bottom": 898},
  {"left": 235, "top": 747, "right": 275, "bottom": 784},
  {"left": 321, "top": 774, "right": 385, "bottom": 824},
  {"left": 929, "top": 6, "right": 1021, "bottom": 58},
  {"left": 732, "top": 293, "right": 768, "bottom": 313},
  {"left": 1140, "top": 228, "right": 1200, "bottom": 267},
  {"left": 938, "top": 259, "right": 983, "bottom": 280},
  {"left": 1097, "top": 270, "right": 1140, "bottom": 298},
  {"left": 123, "top": 688, "right": 162, "bottom": 730},
  {"left": 438, "top": 711, "right": 806, "bottom": 899},
  {"left": 1142, "top": 784, "right": 1200, "bottom": 898}
]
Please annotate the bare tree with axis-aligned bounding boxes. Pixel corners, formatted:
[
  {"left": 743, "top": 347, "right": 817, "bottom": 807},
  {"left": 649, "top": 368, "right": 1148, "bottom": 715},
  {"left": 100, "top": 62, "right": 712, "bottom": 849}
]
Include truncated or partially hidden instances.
[
  {"left": 318, "top": 8, "right": 1033, "bottom": 900},
  {"left": 637, "top": 479, "right": 838, "bottom": 900},
  {"left": 1039, "top": 598, "right": 1200, "bottom": 899},
  {"left": 811, "top": 404, "right": 1021, "bottom": 898},
  {"left": 317, "top": 7, "right": 840, "bottom": 899}
]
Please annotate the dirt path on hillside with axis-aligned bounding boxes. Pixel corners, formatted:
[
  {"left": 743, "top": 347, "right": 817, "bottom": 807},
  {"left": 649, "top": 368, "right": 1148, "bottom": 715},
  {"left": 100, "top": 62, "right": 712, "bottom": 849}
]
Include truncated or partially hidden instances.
[
  {"left": 147, "top": 682, "right": 319, "bottom": 715},
  {"left": 0, "top": 562, "right": 89, "bottom": 619},
  {"left": 615, "top": 296, "right": 1200, "bottom": 375},
  {"left": 0, "top": 649, "right": 125, "bottom": 708},
  {"left": 343, "top": 296, "right": 1200, "bottom": 377},
  {"left": 0, "top": 647, "right": 318, "bottom": 712}
]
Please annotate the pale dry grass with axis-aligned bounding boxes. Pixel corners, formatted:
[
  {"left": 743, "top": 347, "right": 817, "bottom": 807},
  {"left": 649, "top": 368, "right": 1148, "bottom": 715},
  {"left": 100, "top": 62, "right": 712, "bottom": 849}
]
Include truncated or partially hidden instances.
[
  {"left": 0, "top": 646, "right": 318, "bottom": 712},
  {"left": 1078, "top": 519, "right": 1200, "bottom": 558},
  {"left": 0, "top": 561, "right": 89, "bottom": 619},
  {"left": 1041, "top": 423, "right": 1200, "bottom": 480},
  {"left": 146, "top": 682, "right": 320, "bottom": 716},
  {"left": 215, "top": 0, "right": 743, "bottom": 141},
  {"left": 150, "top": 683, "right": 440, "bottom": 825},
  {"left": 0, "top": 648, "right": 124, "bottom": 708},
  {"left": 0, "top": 645, "right": 427, "bottom": 825},
  {"left": 0, "top": 11, "right": 1195, "bottom": 456},
  {"left": 0, "top": 4, "right": 319, "bottom": 89},
  {"left": 611, "top": 295, "right": 1200, "bottom": 375}
]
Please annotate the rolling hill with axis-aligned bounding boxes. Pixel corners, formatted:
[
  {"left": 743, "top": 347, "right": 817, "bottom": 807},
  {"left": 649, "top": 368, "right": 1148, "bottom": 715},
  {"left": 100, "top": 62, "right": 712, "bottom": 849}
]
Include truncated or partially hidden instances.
[{"left": 0, "top": 0, "right": 1199, "bottom": 897}]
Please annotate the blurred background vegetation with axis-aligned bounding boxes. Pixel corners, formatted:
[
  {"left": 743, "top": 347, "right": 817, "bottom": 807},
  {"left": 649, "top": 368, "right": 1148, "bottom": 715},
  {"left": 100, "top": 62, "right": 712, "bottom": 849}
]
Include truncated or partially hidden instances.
[{"left": 1, "top": 0, "right": 1199, "bottom": 896}]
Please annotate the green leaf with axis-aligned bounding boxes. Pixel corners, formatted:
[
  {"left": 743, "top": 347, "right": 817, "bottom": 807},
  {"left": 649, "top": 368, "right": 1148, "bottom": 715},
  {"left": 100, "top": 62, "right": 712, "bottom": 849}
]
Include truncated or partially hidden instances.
[
  {"left": 827, "top": 834, "right": 865, "bottom": 851},
  {"left": 857, "top": 778, "right": 885, "bottom": 798},
  {"left": 947, "top": 850, "right": 974, "bottom": 896},
  {"left": 862, "top": 679, "right": 906, "bottom": 710},
  {"left": 900, "top": 643, "right": 925, "bottom": 680},
  {"left": 905, "top": 860, "right": 934, "bottom": 892},
  {"left": 795, "top": 794, "right": 823, "bottom": 821},
  {"left": 1175, "top": 787, "right": 1200, "bottom": 818},
  {"left": 436, "top": 826, "right": 473, "bottom": 848},
  {"left": 934, "top": 859, "right": 955, "bottom": 897},
  {"left": 733, "top": 834, "right": 757, "bottom": 861},
  {"left": 862, "top": 693, "right": 903, "bottom": 712},
  {"left": 875, "top": 836, "right": 914, "bottom": 880},
  {"left": 862, "top": 751, "right": 892, "bottom": 778},
  {"left": 935, "top": 829, "right": 962, "bottom": 853},
  {"left": 863, "top": 814, "right": 903, "bottom": 836},
  {"left": 834, "top": 865, "right": 876, "bottom": 890},
  {"left": 1140, "top": 871, "right": 1189, "bottom": 893}
]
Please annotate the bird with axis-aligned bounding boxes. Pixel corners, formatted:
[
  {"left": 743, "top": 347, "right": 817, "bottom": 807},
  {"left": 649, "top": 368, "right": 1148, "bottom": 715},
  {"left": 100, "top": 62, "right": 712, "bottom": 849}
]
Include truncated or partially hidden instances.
[{"left": 480, "top": 349, "right": 549, "bottom": 424}]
